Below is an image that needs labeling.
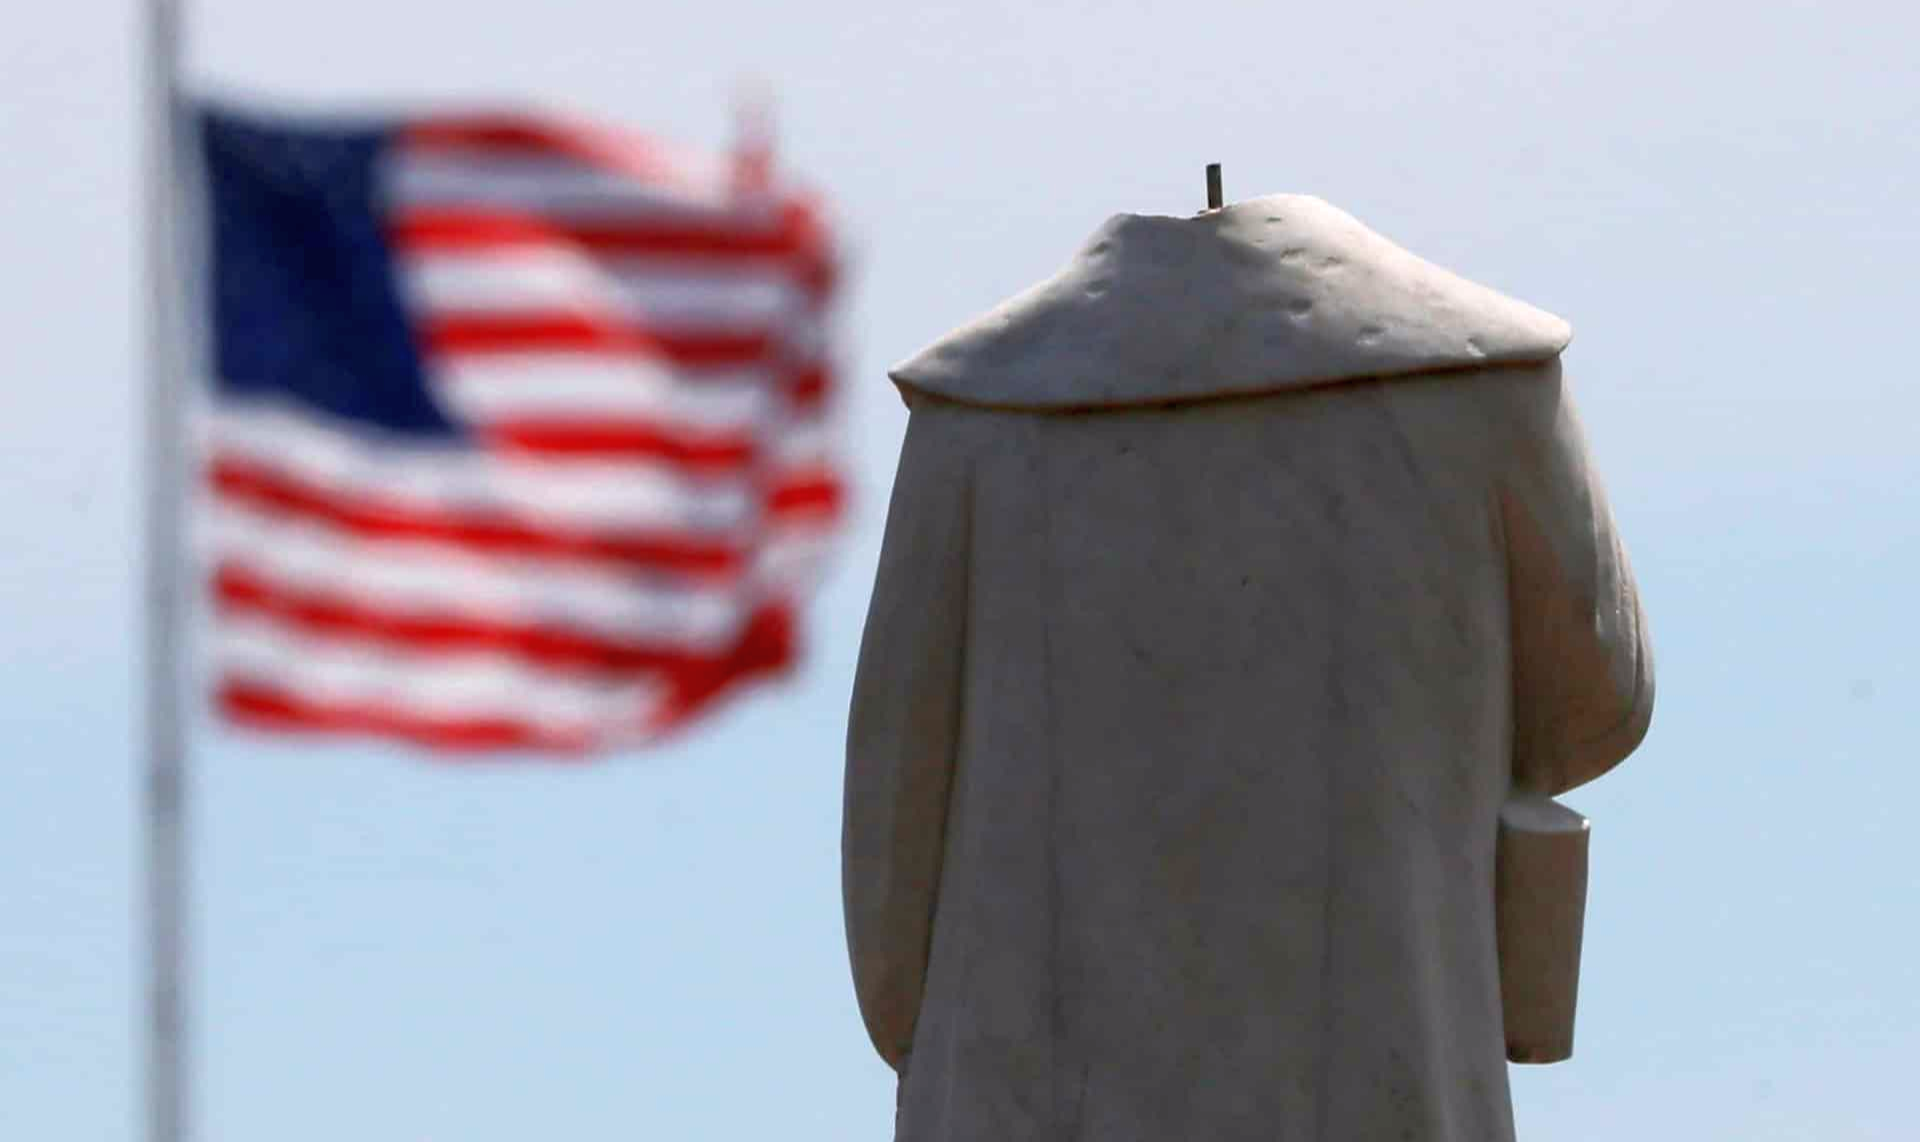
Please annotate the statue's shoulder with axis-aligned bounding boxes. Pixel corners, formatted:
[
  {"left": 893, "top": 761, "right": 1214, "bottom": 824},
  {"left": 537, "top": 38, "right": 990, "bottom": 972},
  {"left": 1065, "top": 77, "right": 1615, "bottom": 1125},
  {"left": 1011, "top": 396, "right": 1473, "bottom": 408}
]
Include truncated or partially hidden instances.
[{"left": 890, "top": 195, "right": 1571, "bottom": 411}]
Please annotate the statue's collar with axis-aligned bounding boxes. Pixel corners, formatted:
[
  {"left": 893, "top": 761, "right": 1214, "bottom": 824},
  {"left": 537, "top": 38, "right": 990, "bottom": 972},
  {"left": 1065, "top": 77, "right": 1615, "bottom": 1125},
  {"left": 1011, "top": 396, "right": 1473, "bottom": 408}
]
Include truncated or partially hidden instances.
[{"left": 890, "top": 194, "right": 1571, "bottom": 411}]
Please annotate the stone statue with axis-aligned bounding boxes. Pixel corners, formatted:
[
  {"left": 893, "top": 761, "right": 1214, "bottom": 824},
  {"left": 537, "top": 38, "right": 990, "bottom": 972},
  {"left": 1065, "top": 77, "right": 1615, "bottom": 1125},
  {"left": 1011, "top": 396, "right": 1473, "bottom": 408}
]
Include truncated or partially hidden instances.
[{"left": 843, "top": 193, "right": 1654, "bottom": 1141}]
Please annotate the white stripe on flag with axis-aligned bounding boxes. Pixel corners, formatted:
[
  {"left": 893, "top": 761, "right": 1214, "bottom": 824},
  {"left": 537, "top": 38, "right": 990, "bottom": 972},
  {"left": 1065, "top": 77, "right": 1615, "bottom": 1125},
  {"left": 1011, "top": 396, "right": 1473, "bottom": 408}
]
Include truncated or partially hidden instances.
[
  {"left": 430, "top": 356, "right": 773, "bottom": 429},
  {"left": 753, "top": 526, "right": 839, "bottom": 596},
  {"left": 216, "top": 617, "right": 669, "bottom": 730},
  {"left": 201, "top": 405, "right": 759, "bottom": 534},
  {"left": 205, "top": 507, "right": 754, "bottom": 650},
  {"left": 766, "top": 420, "right": 840, "bottom": 469},
  {"left": 388, "top": 152, "right": 764, "bottom": 222},
  {"left": 399, "top": 249, "right": 808, "bottom": 332}
]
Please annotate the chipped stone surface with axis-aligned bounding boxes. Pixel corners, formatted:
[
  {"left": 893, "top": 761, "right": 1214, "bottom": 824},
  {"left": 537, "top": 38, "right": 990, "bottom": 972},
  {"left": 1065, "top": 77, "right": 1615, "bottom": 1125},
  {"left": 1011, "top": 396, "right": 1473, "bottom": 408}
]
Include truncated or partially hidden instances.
[
  {"left": 847, "top": 197, "right": 1651, "bottom": 1142},
  {"left": 890, "top": 194, "right": 1572, "bottom": 410}
]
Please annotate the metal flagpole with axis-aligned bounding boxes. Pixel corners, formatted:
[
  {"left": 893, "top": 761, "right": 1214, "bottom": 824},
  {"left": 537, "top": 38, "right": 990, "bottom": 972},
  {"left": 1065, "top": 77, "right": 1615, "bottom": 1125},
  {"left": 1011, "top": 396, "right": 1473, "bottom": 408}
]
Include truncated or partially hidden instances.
[{"left": 141, "top": 0, "right": 189, "bottom": 1138}]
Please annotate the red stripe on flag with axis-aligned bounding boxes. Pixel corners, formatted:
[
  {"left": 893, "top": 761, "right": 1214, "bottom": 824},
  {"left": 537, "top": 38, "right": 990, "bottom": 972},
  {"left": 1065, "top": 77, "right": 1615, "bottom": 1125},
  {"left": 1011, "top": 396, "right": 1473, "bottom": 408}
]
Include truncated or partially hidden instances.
[
  {"left": 649, "top": 604, "right": 793, "bottom": 728},
  {"left": 482, "top": 421, "right": 756, "bottom": 467},
  {"left": 405, "top": 117, "right": 631, "bottom": 156},
  {"left": 219, "top": 601, "right": 800, "bottom": 754},
  {"left": 215, "top": 564, "right": 735, "bottom": 675},
  {"left": 208, "top": 456, "right": 745, "bottom": 580},
  {"left": 219, "top": 679, "right": 596, "bottom": 753},
  {"left": 389, "top": 208, "right": 818, "bottom": 260},
  {"left": 422, "top": 314, "right": 775, "bottom": 365},
  {"left": 788, "top": 367, "right": 830, "bottom": 410},
  {"left": 401, "top": 116, "right": 687, "bottom": 182},
  {"left": 768, "top": 472, "right": 845, "bottom": 519}
]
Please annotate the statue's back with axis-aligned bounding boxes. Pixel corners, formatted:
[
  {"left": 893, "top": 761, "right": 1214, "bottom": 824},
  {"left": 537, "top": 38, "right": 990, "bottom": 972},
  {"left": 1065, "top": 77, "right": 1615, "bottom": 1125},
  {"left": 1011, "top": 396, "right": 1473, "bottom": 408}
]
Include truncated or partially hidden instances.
[{"left": 845, "top": 197, "right": 1653, "bottom": 1142}]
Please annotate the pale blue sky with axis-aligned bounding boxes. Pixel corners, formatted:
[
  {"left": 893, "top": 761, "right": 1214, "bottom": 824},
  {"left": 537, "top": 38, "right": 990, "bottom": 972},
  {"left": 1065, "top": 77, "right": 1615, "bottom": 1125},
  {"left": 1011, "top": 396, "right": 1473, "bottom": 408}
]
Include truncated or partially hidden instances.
[{"left": 3, "top": 1, "right": 1916, "bottom": 1138}]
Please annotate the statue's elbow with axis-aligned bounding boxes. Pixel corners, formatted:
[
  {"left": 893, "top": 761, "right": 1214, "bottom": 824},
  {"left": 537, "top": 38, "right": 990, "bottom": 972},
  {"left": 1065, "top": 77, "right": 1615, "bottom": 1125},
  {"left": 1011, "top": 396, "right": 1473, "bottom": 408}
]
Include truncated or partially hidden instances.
[{"left": 1551, "top": 664, "right": 1656, "bottom": 795}]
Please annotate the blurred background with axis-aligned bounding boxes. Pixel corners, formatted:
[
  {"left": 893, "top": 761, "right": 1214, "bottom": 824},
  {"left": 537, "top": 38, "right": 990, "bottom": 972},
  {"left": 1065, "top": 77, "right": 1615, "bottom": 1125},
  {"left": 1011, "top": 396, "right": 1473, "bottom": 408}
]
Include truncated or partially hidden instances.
[{"left": 3, "top": 0, "right": 1917, "bottom": 1138}]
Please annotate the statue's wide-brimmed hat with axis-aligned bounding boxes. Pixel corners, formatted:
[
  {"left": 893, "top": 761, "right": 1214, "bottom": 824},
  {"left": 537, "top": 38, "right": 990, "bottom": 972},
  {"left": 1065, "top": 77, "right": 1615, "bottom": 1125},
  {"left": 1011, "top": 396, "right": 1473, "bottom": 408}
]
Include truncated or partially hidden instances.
[{"left": 891, "top": 195, "right": 1571, "bottom": 410}]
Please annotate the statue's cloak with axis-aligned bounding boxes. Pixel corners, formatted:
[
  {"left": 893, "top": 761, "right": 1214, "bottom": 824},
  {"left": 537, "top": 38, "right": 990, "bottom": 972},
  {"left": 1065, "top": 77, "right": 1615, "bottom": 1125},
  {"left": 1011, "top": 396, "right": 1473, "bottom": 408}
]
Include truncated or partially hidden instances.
[{"left": 845, "top": 196, "right": 1652, "bottom": 1142}]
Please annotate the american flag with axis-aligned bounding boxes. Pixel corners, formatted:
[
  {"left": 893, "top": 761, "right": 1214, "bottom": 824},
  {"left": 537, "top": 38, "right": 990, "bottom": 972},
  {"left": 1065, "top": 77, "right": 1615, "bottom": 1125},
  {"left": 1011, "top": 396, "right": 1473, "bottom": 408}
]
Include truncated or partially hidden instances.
[{"left": 197, "top": 105, "right": 845, "bottom": 753}]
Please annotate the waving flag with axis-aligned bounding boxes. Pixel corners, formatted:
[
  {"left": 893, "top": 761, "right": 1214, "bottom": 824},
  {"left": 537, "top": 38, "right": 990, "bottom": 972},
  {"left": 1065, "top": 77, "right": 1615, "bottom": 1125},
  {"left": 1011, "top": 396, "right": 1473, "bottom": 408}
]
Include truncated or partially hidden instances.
[{"left": 197, "top": 106, "right": 844, "bottom": 753}]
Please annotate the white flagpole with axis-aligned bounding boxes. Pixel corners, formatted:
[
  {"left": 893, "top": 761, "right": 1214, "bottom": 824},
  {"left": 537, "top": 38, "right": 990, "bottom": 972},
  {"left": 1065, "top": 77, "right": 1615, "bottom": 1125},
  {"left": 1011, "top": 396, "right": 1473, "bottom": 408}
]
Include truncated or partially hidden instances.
[{"left": 141, "top": 0, "right": 189, "bottom": 1138}]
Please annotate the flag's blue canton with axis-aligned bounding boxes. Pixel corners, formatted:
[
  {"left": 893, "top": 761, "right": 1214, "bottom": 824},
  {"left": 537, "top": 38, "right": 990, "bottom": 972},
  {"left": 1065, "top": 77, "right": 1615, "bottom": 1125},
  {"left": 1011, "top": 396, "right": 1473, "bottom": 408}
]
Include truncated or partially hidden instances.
[{"left": 202, "top": 109, "right": 459, "bottom": 438}]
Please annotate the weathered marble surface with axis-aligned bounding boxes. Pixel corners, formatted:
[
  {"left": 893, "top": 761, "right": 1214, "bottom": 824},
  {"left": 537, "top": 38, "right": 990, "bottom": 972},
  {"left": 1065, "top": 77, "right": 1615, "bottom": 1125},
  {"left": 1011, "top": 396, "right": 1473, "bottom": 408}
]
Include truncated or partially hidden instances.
[{"left": 846, "top": 196, "right": 1653, "bottom": 1142}]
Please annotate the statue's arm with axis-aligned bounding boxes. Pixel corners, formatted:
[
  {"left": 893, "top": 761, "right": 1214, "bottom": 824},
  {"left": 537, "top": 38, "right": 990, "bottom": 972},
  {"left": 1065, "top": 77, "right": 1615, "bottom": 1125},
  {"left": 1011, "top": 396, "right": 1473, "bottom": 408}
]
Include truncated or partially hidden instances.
[
  {"left": 843, "top": 402, "right": 972, "bottom": 1071},
  {"left": 1498, "top": 365, "right": 1655, "bottom": 794}
]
